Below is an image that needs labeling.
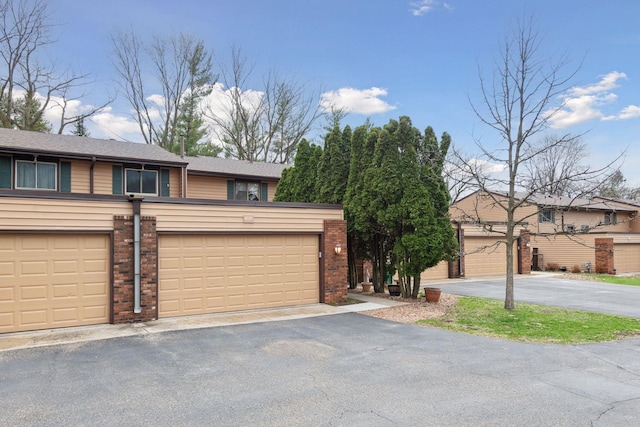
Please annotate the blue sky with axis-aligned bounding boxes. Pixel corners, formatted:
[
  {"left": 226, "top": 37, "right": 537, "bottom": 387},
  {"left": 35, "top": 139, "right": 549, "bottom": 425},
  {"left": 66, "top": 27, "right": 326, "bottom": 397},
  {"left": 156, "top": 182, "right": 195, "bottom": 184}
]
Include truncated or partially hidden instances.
[{"left": 47, "top": 0, "right": 640, "bottom": 185}]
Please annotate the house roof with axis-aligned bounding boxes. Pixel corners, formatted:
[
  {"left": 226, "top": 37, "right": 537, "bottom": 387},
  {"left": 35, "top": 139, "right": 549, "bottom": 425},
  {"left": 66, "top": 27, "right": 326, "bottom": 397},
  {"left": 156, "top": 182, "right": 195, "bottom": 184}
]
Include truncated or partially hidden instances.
[
  {"left": 185, "top": 155, "right": 287, "bottom": 180},
  {"left": 0, "top": 128, "right": 187, "bottom": 166},
  {"left": 592, "top": 195, "right": 640, "bottom": 208},
  {"left": 456, "top": 190, "right": 637, "bottom": 213},
  {"left": 521, "top": 193, "right": 636, "bottom": 212}
]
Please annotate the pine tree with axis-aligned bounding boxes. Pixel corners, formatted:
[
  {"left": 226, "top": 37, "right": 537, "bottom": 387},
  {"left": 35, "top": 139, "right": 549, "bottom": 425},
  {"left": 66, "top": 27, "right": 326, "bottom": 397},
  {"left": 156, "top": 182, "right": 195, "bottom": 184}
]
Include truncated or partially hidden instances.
[{"left": 71, "top": 117, "right": 90, "bottom": 137}]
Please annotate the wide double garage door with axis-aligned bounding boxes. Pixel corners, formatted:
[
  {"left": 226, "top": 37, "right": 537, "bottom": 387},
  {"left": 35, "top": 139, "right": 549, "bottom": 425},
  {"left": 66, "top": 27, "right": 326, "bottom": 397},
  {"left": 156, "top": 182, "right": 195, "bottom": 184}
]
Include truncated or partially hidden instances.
[
  {"left": 158, "top": 234, "right": 320, "bottom": 318},
  {"left": 0, "top": 234, "right": 110, "bottom": 334}
]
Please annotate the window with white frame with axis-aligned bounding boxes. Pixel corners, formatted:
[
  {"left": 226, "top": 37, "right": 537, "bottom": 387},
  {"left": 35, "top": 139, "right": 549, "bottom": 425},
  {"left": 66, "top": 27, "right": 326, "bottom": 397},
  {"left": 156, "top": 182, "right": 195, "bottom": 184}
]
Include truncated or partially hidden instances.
[
  {"left": 15, "top": 160, "right": 56, "bottom": 190},
  {"left": 538, "top": 208, "right": 555, "bottom": 223},
  {"left": 125, "top": 169, "right": 158, "bottom": 195}
]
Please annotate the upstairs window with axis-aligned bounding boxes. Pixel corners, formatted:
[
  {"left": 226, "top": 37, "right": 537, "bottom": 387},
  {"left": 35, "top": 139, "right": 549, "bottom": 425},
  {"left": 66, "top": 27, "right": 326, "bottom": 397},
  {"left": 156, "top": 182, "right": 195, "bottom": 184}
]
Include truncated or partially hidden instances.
[
  {"left": 235, "top": 182, "right": 260, "bottom": 201},
  {"left": 16, "top": 160, "right": 56, "bottom": 190},
  {"left": 227, "top": 180, "right": 269, "bottom": 201},
  {"left": 604, "top": 212, "right": 617, "bottom": 225},
  {"left": 125, "top": 169, "right": 158, "bottom": 196},
  {"left": 538, "top": 208, "right": 555, "bottom": 223}
]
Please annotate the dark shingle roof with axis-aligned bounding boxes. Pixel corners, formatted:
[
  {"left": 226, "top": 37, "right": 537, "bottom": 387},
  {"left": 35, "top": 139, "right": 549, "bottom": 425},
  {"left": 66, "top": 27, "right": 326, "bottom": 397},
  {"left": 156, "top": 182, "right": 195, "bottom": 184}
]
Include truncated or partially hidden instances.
[
  {"left": 0, "top": 128, "right": 287, "bottom": 179},
  {"left": 185, "top": 155, "right": 287, "bottom": 179},
  {"left": 0, "top": 128, "right": 186, "bottom": 166}
]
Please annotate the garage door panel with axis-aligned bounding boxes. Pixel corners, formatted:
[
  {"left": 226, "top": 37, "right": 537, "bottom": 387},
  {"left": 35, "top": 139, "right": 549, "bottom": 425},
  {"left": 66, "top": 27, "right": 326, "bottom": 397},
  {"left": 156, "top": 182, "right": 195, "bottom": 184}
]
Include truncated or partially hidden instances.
[
  {"left": 159, "top": 234, "right": 319, "bottom": 317},
  {"left": 0, "top": 234, "right": 110, "bottom": 333},
  {"left": 464, "top": 237, "right": 516, "bottom": 277}
]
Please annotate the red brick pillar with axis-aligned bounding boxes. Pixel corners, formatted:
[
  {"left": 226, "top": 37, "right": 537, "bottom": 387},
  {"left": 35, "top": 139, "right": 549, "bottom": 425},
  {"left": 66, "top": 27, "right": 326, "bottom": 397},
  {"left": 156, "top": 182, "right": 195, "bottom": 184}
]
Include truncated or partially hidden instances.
[
  {"left": 518, "top": 230, "right": 531, "bottom": 275},
  {"left": 323, "top": 219, "right": 348, "bottom": 304},
  {"left": 595, "top": 238, "right": 615, "bottom": 274},
  {"left": 113, "top": 215, "right": 158, "bottom": 323},
  {"left": 449, "top": 225, "right": 465, "bottom": 278}
]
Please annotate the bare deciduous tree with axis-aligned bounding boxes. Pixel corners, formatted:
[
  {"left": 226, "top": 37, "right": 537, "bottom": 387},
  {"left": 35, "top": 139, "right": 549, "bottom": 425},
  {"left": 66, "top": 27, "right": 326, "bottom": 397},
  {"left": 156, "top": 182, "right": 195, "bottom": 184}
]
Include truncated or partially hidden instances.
[
  {"left": 0, "top": 0, "right": 109, "bottom": 133},
  {"left": 205, "top": 47, "right": 323, "bottom": 164},
  {"left": 455, "top": 17, "right": 619, "bottom": 309},
  {"left": 111, "top": 30, "right": 214, "bottom": 152}
]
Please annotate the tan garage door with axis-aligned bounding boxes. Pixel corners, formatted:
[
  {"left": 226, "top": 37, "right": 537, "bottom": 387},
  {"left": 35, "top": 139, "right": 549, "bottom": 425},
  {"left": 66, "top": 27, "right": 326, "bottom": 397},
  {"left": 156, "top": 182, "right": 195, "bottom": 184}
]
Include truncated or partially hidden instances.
[
  {"left": 464, "top": 237, "right": 516, "bottom": 277},
  {"left": 420, "top": 260, "right": 449, "bottom": 281},
  {"left": 159, "top": 234, "right": 319, "bottom": 317},
  {"left": 0, "top": 234, "right": 110, "bottom": 334},
  {"left": 614, "top": 243, "right": 640, "bottom": 274}
]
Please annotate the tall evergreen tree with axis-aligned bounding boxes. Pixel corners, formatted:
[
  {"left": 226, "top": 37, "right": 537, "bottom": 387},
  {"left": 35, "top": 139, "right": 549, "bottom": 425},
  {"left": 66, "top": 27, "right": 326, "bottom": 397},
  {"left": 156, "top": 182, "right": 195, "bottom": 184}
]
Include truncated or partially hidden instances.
[{"left": 273, "top": 139, "right": 321, "bottom": 202}]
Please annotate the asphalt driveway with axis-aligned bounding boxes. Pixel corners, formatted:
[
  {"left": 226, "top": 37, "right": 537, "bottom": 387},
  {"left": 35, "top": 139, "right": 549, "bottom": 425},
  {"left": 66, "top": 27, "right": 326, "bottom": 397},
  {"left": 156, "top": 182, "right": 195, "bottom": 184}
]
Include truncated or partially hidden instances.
[
  {"left": 2, "top": 312, "right": 640, "bottom": 426},
  {"left": 437, "top": 274, "right": 640, "bottom": 318}
]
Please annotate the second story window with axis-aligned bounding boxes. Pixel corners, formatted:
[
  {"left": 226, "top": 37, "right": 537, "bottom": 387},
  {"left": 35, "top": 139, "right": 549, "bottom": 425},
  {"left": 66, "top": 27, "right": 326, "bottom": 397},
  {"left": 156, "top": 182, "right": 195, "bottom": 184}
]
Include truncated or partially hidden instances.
[
  {"left": 235, "top": 182, "right": 260, "bottom": 201},
  {"left": 604, "top": 212, "right": 617, "bottom": 225},
  {"left": 227, "top": 180, "right": 268, "bottom": 201},
  {"left": 125, "top": 169, "right": 157, "bottom": 196},
  {"left": 16, "top": 160, "right": 56, "bottom": 190},
  {"left": 539, "top": 208, "right": 555, "bottom": 223}
]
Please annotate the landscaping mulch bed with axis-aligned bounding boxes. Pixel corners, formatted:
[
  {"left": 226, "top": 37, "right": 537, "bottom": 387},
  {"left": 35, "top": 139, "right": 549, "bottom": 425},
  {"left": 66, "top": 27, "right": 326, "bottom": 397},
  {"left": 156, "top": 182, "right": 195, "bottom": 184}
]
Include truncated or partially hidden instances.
[{"left": 350, "top": 288, "right": 458, "bottom": 324}]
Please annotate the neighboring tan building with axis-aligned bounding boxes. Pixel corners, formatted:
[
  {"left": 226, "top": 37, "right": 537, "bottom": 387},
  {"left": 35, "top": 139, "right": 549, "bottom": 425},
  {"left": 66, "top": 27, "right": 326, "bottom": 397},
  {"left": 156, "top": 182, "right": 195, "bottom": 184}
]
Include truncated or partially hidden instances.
[
  {"left": 449, "top": 190, "right": 640, "bottom": 276},
  {"left": 0, "top": 128, "right": 347, "bottom": 334}
]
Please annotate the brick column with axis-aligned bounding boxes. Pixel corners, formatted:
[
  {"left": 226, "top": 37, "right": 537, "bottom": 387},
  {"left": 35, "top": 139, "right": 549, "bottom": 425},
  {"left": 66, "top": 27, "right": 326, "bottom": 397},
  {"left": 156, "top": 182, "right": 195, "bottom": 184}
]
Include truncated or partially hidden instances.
[
  {"left": 448, "top": 226, "right": 465, "bottom": 278},
  {"left": 113, "top": 215, "right": 158, "bottom": 323},
  {"left": 595, "top": 238, "right": 615, "bottom": 274},
  {"left": 323, "top": 219, "right": 348, "bottom": 304},
  {"left": 518, "top": 230, "right": 531, "bottom": 275}
]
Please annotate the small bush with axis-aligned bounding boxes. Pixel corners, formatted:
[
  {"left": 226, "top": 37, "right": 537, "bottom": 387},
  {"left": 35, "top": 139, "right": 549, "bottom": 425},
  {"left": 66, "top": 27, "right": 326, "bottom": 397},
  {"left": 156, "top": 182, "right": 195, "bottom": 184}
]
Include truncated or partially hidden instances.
[
  {"left": 571, "top": 264, "right": 582, "bottom": 273},
  {"left": 546, "top": 262, "right": 560, "bottom": 272}
]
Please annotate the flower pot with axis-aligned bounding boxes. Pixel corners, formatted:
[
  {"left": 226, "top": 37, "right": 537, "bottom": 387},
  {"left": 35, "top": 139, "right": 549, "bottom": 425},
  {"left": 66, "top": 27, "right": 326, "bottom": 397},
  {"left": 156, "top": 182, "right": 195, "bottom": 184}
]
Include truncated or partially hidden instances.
[
  {"left": 424, "top": 287, "right": 441, "bottom": 303},
  {"left": 361, "top": 282, "right": 373, "bottom": 292},
  {"left": 388, "top": 283, "right": 401, "bottom": 296}
]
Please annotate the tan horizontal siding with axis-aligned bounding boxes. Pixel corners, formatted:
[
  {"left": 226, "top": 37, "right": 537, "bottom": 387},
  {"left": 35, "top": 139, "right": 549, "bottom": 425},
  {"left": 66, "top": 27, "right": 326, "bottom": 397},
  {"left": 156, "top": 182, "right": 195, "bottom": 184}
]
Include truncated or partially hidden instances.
[
  {"left": 0, "top": 197, "right": 130, "bottom": 231},
  {"left": 93, "top": 162, "right": 114, "bottom": 195},
  {"left": 451, "top": 192, "right": 537, "bottom": 224},
  {"left": 170, "top": 168, "right": 182, "bottom": 198},
  {"left": 267, "top": 181, "right": 278, "bottom": 202},
  {"left": 186, "top": 175, "right": 227, "bottom": 200},
  {"left": 531, "top": 234, "right": 596, "bottom": 271},
  {"left": 70, "top": 160, "right": 91, "bottom": 193},
  {"left": 613, "top": 243, "right": 640, "bottom": 273},
  {"left": 143, "top": 202, "right": 343, "bottom": 233}
]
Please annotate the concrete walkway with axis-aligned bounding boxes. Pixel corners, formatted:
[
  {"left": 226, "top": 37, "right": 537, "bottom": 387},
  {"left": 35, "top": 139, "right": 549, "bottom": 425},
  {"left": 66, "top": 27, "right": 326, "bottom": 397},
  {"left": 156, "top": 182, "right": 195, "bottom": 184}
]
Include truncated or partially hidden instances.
[{"left": 0, "top": 293, "right": 410, "bottom": 352}]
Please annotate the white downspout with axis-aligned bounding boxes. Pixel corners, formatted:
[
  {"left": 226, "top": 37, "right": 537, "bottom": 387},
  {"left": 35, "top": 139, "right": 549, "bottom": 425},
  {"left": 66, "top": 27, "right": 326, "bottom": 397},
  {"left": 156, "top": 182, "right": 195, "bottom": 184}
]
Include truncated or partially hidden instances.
[
  {"left": 133, "top": 212, "right": 142, "bottom": 313},
  {"left": 130, "top": 196, "right": 143, "bottom": 314}
]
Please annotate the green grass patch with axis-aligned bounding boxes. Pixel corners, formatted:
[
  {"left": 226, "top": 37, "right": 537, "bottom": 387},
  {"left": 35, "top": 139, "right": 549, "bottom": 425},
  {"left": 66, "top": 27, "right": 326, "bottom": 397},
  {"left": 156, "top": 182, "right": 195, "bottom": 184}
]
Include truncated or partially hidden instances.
[
  {"left": 418, "top": 296, "right": 640, "bottom": 344},
  {"left": 584, "top": 274, "right": 640, "bottom": 286}
]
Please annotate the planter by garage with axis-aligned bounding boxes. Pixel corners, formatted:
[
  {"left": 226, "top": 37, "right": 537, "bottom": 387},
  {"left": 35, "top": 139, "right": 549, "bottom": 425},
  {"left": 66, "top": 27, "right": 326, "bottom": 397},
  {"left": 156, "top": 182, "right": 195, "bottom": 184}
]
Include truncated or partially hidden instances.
[{"left": 424, "top": 287, "right": 442, "bottom": 303}]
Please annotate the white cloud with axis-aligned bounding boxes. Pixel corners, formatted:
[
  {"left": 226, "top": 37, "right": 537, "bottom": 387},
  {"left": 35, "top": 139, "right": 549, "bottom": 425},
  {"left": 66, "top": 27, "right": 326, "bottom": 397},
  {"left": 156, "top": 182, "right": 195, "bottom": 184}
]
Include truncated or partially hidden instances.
[
  {"left": 548, "top": 71, "right": 639, "bottom": 128},
  {"left": 467, "top": 158, "right": 506, "bottom": 174},
  {"left": 409, "top": 0, "right": 452, "bottom": 16},
  {"left": 319, "top": 87, "right": 396, "bottom": 115},
  {"left": 603, "top": 105, "right": 640, "bottom": 121},
  {"left": 91, "top": 106, "right": 143, "bottom": 141}
]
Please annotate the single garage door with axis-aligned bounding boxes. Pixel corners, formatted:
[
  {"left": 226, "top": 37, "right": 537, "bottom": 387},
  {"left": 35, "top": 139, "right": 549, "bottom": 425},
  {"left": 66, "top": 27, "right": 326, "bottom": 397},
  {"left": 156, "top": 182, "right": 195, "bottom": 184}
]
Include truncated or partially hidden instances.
[
  {"left": 614, "top": 243, "right": 640, "bottom": 274},
  {"left": 464, "top": 237, "right": 516, "bottom": 277},
  {"left": 0, "top": 234, "right": 110, "bottom": 334},
  {"left": 159, "top": 234, "right": 319, "bottom": 317}
]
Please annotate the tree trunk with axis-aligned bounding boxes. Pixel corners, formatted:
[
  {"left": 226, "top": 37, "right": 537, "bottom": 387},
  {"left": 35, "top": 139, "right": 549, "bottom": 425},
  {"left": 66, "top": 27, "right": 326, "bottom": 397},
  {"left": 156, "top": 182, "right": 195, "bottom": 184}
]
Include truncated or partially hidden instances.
[
  {"left": 412, "top": 276, "right": 421, "bottom": 298},
  {"left": 505, "top": 211, "right": 515, "bottom": 309}
]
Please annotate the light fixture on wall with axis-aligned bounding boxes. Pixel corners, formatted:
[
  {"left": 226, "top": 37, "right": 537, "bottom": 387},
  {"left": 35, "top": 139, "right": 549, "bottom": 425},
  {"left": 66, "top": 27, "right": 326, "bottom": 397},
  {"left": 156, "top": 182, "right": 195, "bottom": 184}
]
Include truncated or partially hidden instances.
[{"left": 334, "top": 243, "right": 342, "bottom": 255}]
